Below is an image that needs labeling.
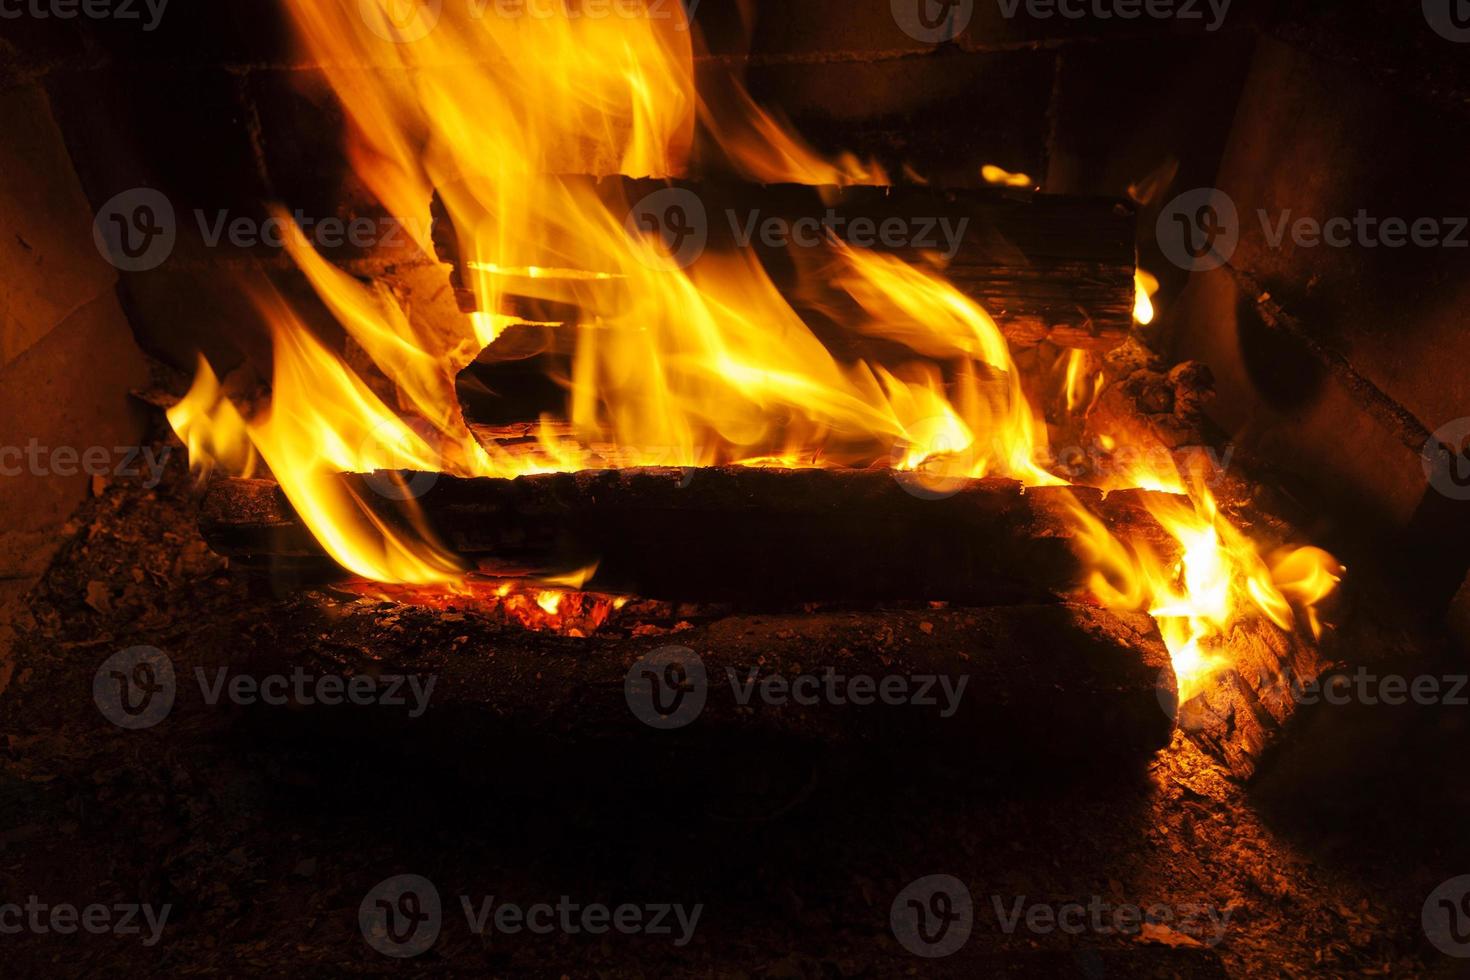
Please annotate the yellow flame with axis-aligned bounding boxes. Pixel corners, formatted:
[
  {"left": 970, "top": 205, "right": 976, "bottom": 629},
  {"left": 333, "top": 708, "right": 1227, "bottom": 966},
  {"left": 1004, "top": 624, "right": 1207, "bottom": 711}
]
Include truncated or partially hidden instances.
[
  {"left": 1069, "top": 437, "right": 1341, "bottom": 700},
  {"left": 1134, "top": 269, "right": 1159, "bottom": 325},
  {"left": 167, "top": 355, "right": 258, "bottom": 479},
  {"left": 164, "top": 0, "right": 1343, "bottom": 697},
  {"left": 1062, "top": 349, "right": 1102, "bottom": 416},
  {"left": 981, "top": 164, "right": 1033, "bottom": 188}
]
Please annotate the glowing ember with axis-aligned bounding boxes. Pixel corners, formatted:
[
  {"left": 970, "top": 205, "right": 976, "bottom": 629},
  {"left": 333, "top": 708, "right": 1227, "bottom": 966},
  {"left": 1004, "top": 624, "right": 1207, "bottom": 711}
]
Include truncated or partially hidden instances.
[{"left": 335, "top": 578, "right": 629, "bottom": 636}]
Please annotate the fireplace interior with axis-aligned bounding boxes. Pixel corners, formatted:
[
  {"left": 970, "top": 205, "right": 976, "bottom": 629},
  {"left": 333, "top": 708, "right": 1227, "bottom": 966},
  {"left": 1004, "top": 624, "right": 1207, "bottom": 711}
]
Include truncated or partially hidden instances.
[{"left": 2, "top": 1, "right": 1470, "bottom": 976}]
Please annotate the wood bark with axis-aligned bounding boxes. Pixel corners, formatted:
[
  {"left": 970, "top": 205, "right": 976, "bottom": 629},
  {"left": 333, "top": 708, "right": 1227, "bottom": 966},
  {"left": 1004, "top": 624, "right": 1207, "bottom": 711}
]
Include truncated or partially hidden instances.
[{"left": 200, "top": 468, "right": 1181, "bottom": 606}]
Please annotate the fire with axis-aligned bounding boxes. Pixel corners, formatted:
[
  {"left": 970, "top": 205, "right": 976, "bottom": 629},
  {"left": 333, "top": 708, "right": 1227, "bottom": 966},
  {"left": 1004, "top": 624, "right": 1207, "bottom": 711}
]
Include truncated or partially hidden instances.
[
  {"left": 1133, "top": 269, "right": 1159, "bottom": 325},
  {"left": 165, "top": 0, "right": 1342, "bottom": 699},
  {"left": 174, "top": 0, "right": 1058, "bottom": 573},
  {"left": 1069, "top": 446, "right": 1342, "bottom": 700},
  {"left": 1061, "top": 349, "right": 1102, "bottom": 416},
  {"left": 981, "top": 164, "right": 1033, "bottom": 188},
  {"left": 167, "top": 354, "right": 258, "bottom": 480},
  {"left": 335, "top": 577, "right": 629, "bottom": 635}
]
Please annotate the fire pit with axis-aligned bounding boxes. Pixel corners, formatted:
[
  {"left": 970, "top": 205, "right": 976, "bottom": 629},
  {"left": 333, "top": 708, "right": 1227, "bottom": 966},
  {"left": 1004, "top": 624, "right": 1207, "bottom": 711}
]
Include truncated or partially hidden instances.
[{"left": 2, "top": 1, "right": 1467, "bottom": 975}]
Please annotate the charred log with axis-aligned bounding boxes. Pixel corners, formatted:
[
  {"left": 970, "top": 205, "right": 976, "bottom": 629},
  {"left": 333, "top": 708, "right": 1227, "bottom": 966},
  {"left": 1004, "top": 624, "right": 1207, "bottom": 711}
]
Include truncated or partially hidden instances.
[
  {"left": 251, "top": 601, "right": 1179, "bottom": 785},
  {"left": 200, "top": 468, "right": 1182, "bottom": 607}
]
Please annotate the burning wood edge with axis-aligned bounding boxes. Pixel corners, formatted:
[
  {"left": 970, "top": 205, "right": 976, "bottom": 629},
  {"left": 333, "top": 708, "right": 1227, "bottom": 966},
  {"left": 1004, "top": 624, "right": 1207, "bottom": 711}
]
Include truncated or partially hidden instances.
[
  {"left": 1080, "top": 337, "right": 1340, "bottom": 780},
  {"left": 253, "top": 603, "right": 1179, "bottom": 779},
  {"left": 199, "top": 468, "right": 1184, "bottom": 606},
  {"left": 430, "top": 179, "right": 1138, "bottom": 352},
  {"left": 1170, "top": 619, "right": 1327, "bottom": 781}
]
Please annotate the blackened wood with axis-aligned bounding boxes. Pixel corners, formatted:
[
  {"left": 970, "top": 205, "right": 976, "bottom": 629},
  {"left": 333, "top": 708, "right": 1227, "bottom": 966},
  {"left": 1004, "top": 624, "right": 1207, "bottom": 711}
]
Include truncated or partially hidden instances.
[
  {"left": 254, "top": 602, "right": 1179, "bottom": 780},
  {"left": 200, "top": 469, "right": 1181, "bottom": 606},
  {"left": 431, "top": 178, "right": 1137, "bottom": 351}
]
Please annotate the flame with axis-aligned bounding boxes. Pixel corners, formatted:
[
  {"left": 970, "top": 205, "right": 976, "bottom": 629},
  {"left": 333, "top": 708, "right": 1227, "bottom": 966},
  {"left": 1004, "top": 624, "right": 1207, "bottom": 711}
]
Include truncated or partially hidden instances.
[
  {"left": 1133, "top": 269, "right": 1159, "bottom": 325},
  {"left": 165, "top": 0, "right": 1343, "bottom": 693},
  {"left": 225, "top": 0, "right": 1054, "bottom": 489},
  {"left": 1062, "top": 349, "right": 1103, "bottom": 416},
  {"left": 981, "top": 164, "right": 1033, "bottom": 188},
  {"left": 1069, "top": 432, "right": 1342, "bottom": 699},
  {"left": 335, "top": 576, "right": 629, "bottom": 635},
  {"left": 167, "top": 355, "right": 258, "bottom": 479}
]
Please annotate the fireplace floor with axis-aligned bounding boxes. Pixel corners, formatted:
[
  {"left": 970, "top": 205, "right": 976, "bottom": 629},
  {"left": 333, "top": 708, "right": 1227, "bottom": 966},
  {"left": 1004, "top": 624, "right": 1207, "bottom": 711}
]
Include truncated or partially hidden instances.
[{"left": 0, "top": 441, "right": 1460, "bottom": 977}]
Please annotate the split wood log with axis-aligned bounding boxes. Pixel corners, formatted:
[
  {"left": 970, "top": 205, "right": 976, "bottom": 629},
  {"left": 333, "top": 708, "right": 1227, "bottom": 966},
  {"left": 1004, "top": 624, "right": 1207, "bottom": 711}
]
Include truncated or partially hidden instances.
[
  {"left": 246, "top": 602, "right": 1179, "bottom": 786},
  {"left": 1171, "top": 618, "right": 1328, "bottom": 781},
  {"left": 431, "top": 178, "right": 1137, "bottom": 352},
  {"left": 1080, "top": 336, "right": 1338, "bottom": 780},
  {"left": 199, "top": 468, "right": 1182, "bottom": 606}
]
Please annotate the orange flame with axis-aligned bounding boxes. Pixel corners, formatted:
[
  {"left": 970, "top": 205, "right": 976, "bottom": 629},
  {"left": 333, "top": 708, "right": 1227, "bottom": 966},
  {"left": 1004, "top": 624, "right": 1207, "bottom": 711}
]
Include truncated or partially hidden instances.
[
  {"left": 171, "top": 0, "right": 1060, "bottom": 579},
  {"left": 1133, "top": 268, "right": 1159, "bottom": 325},
  {"left": 1069, "top": 441, "right": 1342, "bottom": 699},
  {"left": 165, "top": 0, "right": 1343, "bottom": 694}
]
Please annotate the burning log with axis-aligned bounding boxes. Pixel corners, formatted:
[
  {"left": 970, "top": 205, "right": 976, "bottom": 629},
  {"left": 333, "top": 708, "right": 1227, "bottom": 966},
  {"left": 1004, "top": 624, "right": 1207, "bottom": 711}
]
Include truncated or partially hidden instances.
[
  {"left": 199, "top": 468, "right": 1183, "bottom": 606},
  {"left": 431, "top": 178, "right": 1138, "bottom": 352},
  {"left": 1172, "top": 619, "right": 1327, "bottom": 781},
  {"left": 252, "top": 601, "right": 1178, "bottom": 783}
]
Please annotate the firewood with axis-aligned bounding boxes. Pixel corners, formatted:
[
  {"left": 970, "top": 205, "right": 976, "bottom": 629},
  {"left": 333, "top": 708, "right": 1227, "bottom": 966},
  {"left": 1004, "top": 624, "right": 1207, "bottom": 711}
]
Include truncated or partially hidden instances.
[
  {"left": 431, "top": 178, "right": 1137, "bottom": 352},
  {"left": 250, "top": 601, "right": 1179, "bottom": 781},
  {"left": 1172, "top": 619, "right": 1327, "bottom": 781},
  {"left": 199, "top": 468, "right": 1182, "bottom": 606}
]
